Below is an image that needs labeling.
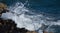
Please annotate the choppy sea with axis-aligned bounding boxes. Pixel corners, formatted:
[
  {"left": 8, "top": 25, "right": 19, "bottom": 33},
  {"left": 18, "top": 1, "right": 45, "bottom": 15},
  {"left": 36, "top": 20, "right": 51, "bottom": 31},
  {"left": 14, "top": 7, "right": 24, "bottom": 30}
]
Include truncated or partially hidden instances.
[{"left": 0, "top": 0, "right": 60, "bottom": 33}]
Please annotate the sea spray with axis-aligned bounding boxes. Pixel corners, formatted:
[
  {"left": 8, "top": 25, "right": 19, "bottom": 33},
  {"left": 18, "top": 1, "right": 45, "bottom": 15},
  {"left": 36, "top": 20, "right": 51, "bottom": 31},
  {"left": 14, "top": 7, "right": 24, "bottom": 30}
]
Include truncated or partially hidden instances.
[{"left": 1, "top": 1, "right": 60, "bottom": 33}]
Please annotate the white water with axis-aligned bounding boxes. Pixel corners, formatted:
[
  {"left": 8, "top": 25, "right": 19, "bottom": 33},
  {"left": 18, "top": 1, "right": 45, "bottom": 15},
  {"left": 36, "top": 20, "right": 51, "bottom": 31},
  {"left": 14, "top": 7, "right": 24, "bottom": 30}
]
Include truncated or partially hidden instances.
[{"left": 1, "top": 2, "right": 60, "bottom": 33}]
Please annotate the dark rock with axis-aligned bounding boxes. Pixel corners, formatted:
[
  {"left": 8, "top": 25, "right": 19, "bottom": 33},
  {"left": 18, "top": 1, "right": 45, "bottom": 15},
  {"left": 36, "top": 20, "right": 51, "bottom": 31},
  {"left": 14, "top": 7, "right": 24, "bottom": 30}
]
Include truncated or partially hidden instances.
[{"left": 0, "top": 18, "right": 28, "bottom": 33}]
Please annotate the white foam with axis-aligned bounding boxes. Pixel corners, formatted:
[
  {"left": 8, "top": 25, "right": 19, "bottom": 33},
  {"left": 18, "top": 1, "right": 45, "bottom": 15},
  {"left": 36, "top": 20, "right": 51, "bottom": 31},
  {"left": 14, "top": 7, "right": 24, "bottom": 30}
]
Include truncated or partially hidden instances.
[{"left": 1, "top": 2, "right": 60, "bottom": 33}]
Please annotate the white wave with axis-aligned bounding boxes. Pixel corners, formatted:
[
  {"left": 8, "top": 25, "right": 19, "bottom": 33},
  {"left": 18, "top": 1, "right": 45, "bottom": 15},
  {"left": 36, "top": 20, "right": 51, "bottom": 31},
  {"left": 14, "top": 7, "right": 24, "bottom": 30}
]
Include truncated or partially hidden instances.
[{"left": 1, "top": 2, "right": 60, "bottom": 33}]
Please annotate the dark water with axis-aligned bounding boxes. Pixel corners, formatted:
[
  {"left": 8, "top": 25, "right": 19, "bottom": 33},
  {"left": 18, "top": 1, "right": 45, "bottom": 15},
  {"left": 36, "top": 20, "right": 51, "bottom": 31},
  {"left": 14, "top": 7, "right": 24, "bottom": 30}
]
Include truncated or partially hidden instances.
[
  {"left": 0, "top": 0, "right": 60, "bottom": 33},
  {"left": 1, "top": 0, "right": 60, "bottom": 18}
]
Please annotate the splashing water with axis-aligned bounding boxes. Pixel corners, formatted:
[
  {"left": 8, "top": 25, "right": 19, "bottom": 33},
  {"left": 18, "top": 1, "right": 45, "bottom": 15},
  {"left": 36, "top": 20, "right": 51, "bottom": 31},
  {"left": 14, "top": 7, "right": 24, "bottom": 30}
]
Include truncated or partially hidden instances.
[{"left": 1, "top": 2, "right": 60, "bottom": 33}]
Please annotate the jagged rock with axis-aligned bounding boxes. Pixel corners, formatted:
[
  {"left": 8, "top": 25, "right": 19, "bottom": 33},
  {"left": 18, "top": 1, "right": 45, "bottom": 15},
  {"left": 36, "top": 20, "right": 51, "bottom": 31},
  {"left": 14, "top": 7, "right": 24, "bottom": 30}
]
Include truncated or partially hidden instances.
[
  {"left": 0, "top": 3, "right": 7, "bottom": 11},
  {"left": 0, "top": 3, "right": 9, "bottom": 16},
  {"left": 0, "top": 18, "right": 28, "bottom": 33}
]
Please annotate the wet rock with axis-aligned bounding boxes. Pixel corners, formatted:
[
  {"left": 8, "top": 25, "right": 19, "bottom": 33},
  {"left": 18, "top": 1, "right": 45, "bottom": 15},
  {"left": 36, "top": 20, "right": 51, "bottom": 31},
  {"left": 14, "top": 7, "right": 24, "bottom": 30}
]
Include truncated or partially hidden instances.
[{"left": 0, "top": 18, "right": 29, "bottom": 33}]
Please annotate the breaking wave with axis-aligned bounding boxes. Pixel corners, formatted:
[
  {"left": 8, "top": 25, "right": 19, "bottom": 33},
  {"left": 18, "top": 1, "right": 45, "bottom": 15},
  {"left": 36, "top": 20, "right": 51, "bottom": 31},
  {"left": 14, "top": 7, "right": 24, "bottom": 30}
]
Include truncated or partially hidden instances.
[{"left": 1, "top": 1, "right": 60, "bottom": 33}]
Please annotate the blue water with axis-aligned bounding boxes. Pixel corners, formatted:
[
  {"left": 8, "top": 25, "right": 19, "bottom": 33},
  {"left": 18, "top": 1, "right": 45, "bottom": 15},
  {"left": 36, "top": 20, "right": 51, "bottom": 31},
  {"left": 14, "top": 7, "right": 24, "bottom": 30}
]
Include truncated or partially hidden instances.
[
  {"left": 1, "top": 0, "right": 60, "bottom": 17},
  {"left": 0, "top": 0, "right": 60, "bottom": 33}
]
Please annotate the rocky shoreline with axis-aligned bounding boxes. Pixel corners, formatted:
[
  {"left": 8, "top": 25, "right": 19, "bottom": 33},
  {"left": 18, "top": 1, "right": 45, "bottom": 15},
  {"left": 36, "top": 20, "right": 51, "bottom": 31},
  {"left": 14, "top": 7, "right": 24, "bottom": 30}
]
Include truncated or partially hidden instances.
[{"left": 0, "top": 18, "right": 28, "bottom": 33}]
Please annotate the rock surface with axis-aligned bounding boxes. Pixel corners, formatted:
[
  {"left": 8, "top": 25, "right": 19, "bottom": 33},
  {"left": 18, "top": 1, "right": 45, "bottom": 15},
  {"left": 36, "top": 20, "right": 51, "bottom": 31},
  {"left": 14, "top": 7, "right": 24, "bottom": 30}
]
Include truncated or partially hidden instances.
[{"left": 0, "top": 18, "right": 28, "bottom": 33}]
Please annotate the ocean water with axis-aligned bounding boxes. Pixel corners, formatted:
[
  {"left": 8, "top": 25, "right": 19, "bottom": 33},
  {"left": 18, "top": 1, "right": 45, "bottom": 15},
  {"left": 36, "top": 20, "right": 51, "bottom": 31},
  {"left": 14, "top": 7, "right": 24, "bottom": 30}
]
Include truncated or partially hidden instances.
[{"left": 0, "top": 0, "right": 60, "bottom": 33}]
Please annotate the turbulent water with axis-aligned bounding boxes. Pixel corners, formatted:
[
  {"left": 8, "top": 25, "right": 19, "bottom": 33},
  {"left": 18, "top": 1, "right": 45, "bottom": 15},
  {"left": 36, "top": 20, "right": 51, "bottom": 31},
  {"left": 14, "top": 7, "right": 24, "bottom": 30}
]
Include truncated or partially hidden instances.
[{"left": 0, "top": 0, "right": 60, "bottom": 33}]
